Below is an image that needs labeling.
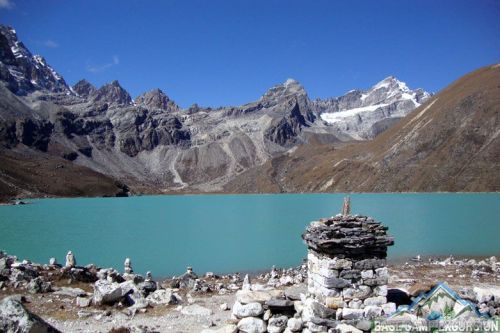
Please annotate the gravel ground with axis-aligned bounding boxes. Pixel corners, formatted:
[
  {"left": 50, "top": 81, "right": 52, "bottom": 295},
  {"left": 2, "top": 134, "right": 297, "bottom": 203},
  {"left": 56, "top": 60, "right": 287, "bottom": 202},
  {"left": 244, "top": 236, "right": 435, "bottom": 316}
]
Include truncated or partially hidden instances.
[
  {"left": 1, "top": 259, "right": 498, "bottom": 333},
  {"left": 43, "top": 293, "right": 237, "bottom": 333}
]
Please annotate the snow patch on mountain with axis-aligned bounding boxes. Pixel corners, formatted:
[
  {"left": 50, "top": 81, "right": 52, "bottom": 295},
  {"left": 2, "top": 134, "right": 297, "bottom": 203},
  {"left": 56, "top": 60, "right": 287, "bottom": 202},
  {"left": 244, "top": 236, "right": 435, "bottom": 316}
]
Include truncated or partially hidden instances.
[
  {"left": 321, "top": 104, "right": 390, "bottom": 123},
  {"left": 315, "top": 76, "right": 431, "bottom": 140},
  {"left": 318, "top": 76, "right": 431, "bottom": 138}
]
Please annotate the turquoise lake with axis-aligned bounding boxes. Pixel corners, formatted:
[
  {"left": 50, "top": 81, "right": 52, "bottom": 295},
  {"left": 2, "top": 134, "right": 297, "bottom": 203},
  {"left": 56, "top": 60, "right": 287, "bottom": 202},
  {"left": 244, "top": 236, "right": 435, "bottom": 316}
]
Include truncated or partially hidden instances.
[{"left": 0, "top": 193, "right": 499, "bottom": 277}]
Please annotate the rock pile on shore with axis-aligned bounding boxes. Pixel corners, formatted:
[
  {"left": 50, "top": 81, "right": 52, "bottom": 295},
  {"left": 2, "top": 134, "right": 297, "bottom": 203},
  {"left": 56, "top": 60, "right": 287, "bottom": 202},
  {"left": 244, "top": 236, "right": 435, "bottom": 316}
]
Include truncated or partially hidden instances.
[
  {"left": 224, "top": 202, "right": 399, "bottom": 333},
  {"left": 300, "top": 210, "right": 395, "bottom": 332},
  {"left": 0, "top": 249, "right": 183, "bottom": 316},
  {"left": 227, "top": 287, "right": 304, "bottom": 333},
  {"left": 0, "top": 248, "right": 311, "bottom": 332},
  {"left": 302, "top": 216, "right": 394, "bottom": 259},
  {"left": 0, "top": 244, "right": 500, "bottom": 333}
]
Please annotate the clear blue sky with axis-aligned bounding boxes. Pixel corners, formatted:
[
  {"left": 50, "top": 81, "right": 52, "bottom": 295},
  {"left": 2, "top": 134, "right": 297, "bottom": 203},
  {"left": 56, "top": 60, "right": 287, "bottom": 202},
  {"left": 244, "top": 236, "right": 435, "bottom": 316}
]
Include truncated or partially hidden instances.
[{"left": 1, "top": 0, "right": 499, "bottom": 108}]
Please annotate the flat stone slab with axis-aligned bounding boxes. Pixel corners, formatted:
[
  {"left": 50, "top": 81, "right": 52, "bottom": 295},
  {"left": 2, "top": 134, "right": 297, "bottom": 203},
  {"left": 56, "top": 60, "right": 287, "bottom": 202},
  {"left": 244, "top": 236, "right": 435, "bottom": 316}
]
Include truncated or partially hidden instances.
[
  {"left": 265, "top": 298, "right": 295, "bottom": 315},
  {"left": 284, "top": 284, "right": 307, "bottom": 301},
  {"left": 52, "top": 287, "right": 87, "bottom": 298},
  {"left": 236, "top": 290, "right": 284, "bottom": 304}
]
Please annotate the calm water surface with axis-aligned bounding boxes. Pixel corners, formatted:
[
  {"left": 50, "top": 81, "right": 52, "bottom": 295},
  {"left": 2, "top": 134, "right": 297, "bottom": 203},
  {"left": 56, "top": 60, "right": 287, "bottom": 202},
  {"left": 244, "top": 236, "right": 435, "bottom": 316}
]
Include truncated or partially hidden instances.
[{"left": 0, "top": 193, "right": 499, "bottom": 277}]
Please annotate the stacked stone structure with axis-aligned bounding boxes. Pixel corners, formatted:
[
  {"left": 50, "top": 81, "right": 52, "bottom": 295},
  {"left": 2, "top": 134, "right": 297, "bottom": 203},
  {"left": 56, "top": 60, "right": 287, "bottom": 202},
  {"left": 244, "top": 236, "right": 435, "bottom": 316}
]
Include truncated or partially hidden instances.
[{"left": 301, "top": 198, "right": 395, "bottom": 330}]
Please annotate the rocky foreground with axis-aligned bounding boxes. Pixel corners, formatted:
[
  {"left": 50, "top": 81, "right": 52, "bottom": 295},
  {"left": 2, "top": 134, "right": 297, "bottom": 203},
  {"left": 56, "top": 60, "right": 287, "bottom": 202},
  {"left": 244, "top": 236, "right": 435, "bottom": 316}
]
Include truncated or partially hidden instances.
[{"left": 0, "top": 251, "right": 499, "bottom": 333}]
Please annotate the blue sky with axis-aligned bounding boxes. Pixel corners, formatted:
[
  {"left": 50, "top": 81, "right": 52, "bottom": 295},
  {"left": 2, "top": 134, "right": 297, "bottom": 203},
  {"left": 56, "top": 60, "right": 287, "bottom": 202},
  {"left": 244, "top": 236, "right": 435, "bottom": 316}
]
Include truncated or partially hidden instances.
[{"left": 1, "top": 0, "right": 499, "bottom": 107}]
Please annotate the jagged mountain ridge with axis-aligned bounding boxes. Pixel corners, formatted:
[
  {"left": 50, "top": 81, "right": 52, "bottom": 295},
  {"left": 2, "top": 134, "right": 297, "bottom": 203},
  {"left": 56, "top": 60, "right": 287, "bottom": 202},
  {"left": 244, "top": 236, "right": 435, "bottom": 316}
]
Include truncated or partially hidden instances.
[
  {"left": 0, "top": 26, "right": 70, "bottom": 95},
  {"left": 0, "top": 24, "right": 430, "bottom": 197},
  {"left": 317, "top": 76, "right": 431, "bottom": 139},
  {"left": 135, "top": 88, "right": 181, "bottom": 112},
  {"left": 224, "top": 64, "right": 500, "bottom": 193}
]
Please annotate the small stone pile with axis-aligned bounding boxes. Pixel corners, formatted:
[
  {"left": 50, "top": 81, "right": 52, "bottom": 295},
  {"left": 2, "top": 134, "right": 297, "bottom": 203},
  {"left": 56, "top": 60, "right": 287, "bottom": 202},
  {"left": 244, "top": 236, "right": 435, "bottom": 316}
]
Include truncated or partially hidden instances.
[
  {"left": 301, "top": 197, "right": 396, "bottom": 331},
  {"left": 230, "top": 288, "right": 305, "bottom": 333}
]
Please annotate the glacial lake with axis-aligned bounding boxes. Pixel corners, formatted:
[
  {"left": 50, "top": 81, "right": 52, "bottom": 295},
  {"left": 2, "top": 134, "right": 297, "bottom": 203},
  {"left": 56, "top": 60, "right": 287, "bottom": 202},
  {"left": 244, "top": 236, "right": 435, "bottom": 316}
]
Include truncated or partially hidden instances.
[{"left": 0, "top": 193, "right": 499, "bottom": 277}]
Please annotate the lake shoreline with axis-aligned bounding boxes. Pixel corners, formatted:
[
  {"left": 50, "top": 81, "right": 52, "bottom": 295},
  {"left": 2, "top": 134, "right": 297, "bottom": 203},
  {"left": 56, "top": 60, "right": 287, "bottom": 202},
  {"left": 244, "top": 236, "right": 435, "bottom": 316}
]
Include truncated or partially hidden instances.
[
  {"left": 0, "top": 250, "right": 499, "bottom": 332},
  {"left": 2, "top": 190, "right": 500, "bottom": 205},
  {"left": 2, "top": 193, "right": 499, "bottom": 277}
]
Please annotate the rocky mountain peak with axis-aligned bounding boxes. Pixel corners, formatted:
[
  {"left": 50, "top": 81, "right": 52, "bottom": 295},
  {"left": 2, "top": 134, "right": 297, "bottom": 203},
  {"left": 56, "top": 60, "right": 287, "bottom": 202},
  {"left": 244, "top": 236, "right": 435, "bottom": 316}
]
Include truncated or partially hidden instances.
[
  {"left": 317, "top": 76, "right": 432, "bottom": 139},
  {"left": 362, "top": 76, "right": 431, "bottom": 107},
  {"left": 284, "top": 78, "right": 300, "bottom": 86},
  {"left": 73, "top": 79, "right": 96, "bottom": 98},
  {"left": 91, "top": 80, "right": 132, "bottom": 107},
  {"left": 135, "top": 88, "right": 180, "bottom": 112},
  {"left": 372, "top": 76, "right": 409, "bottom": 93},
  {"left": 0, "top": 24, "right": 70, "bottom": 95},
  {"left": 1, "top": 26, "right": 29, "bottom": 61},
  {"left": 260, "top": 78, "right": 308, "bottom": 109}
]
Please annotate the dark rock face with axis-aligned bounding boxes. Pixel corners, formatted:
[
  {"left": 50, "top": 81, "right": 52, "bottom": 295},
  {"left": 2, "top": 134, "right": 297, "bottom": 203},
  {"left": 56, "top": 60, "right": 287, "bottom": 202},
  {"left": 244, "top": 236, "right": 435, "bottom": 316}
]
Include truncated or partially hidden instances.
[
  {"left": 117, "top": 110, "right": 191, "bottom": 157},
  {"left": 91, "top": 80, "right": 132, "bottom": 107},
  {"left": 78, "top": 147, "right": 92, "bottom": 158},
  {"left": 302, "top": 215, "right": 394, "bottom": 259},
  {"left": 62, "top": 151, "right": 78, "bottom": 161},
  {"left": 0, "top": 25, "right": 70, "bottom": 95},
  {"left": 0, "top": 122, "right": 18, "bottom": 148},
  {"left": 265, "top": 102, "right": 309, "bottom": 146},
  {"left": 0, "top": 31, "right": 17, "bottom": 66},
  {"left": 135, "top": 88, "right": 180, "bottom": 112},
  {"left": 223, "top": 103, "right": 264, "bottom": 117},
  {"left": 0, "top": 118, "right": 54, "bottom": 151},
  {"left": 73, "top": 79, "right": 96, "bottom": 98},
  {"left": 15, "top": 119, "right": 53, "bottom": 152},
  {"left": 55, "top": 111, "right": 116, "bottom": 150}
]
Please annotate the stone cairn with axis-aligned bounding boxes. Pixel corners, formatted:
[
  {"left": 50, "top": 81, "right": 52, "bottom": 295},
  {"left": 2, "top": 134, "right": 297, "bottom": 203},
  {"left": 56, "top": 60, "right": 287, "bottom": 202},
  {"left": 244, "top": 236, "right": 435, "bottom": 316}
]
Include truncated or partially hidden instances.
[
  {"left": 124, "top": 258, "right": 133, "bottom": 274},
  {"left": 65, "top": 250, "right": 76, "bottom": 268},
  {"left": 301, "top": 197, "right": 395, "bottom": 330}
]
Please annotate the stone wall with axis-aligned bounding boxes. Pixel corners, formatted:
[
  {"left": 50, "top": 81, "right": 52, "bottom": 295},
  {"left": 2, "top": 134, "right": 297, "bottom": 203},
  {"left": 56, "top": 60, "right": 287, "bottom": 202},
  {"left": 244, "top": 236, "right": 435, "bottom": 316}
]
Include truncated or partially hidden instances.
[{"left": 301, "top": 211, "right": 395, "bottom": 331}]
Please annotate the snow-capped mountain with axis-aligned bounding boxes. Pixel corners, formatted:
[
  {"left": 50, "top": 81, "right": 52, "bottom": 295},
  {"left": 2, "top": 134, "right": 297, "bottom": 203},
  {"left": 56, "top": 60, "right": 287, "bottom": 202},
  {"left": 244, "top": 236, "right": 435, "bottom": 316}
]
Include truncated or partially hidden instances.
[
  {"left": 0, "top": 25, "right": 70, "bottom": 95},
  {"left": 316, "top": 76, "right": 431, "bottom": 139},
  {"left": 224, "top": 64, "right": 500, "bottom": 193},
  {"left": 0, "top": 23, "right": 431, "bottom": 194}
]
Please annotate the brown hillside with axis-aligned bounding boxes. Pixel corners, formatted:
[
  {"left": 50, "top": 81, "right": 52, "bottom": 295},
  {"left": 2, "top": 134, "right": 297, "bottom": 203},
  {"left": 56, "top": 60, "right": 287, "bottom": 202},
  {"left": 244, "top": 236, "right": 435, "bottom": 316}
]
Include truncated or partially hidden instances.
[
  {"left": 225, "top": 64, "right": 500, "bottom": 192},
  {"left": 0, "top": 146, "right": 128, "bottom": 202}
]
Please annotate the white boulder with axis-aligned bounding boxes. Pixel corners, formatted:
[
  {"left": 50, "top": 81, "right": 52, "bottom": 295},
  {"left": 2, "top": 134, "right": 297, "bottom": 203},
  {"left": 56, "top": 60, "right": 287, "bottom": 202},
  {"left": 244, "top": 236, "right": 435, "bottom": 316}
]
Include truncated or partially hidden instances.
[{"left": 237, "top": 317, "right": 267, "bottom": 333}]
